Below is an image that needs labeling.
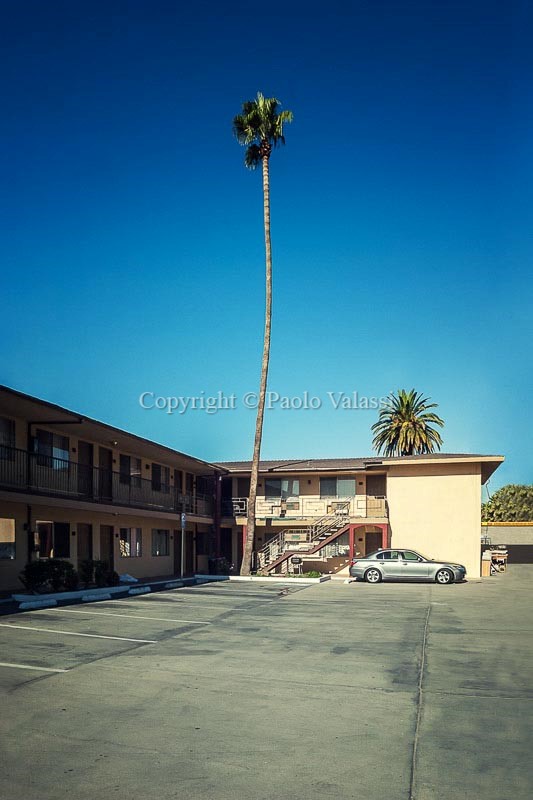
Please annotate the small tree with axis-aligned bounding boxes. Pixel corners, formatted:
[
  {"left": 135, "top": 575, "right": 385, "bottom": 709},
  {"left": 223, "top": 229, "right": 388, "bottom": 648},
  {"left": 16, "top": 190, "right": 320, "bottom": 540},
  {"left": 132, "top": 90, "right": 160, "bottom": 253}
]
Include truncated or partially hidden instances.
[{"left": 482, "top": 485, "right": 533, "bottom": 522}]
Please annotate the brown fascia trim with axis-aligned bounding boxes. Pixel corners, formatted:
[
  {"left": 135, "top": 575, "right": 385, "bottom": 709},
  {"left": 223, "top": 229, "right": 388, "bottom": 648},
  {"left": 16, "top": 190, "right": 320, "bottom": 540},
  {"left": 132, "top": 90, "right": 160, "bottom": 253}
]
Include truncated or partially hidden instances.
[{"left": 1, "top": 384, "right": 227, "bottom": 475}]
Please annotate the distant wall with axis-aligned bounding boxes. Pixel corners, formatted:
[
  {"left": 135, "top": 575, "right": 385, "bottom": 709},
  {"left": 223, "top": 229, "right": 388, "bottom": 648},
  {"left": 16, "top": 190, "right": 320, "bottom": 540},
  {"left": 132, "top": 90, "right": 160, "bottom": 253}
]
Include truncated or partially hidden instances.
[
  {"left": 481, "top": 525, "right": 533, "bottom": 564},
  {"left": 481, "top": 525, "right": 533, "bottom": 545}
]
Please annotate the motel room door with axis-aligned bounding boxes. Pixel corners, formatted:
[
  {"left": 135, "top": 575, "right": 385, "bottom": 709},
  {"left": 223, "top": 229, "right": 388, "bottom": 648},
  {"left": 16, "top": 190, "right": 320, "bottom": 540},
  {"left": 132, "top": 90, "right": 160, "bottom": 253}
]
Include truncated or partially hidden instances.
[
  {"left": 100, "top": 525, "right": 114, "bottom": 570},
  {"left": 365, "top": 530, "right": 382, "bottom": 554},
  {"left": 77, "top": 523, "right": 93, "bottom": 562},
  {"left": 78, "top": 441, "right": 94, "bottom": 497},
  {"left": 98, "top": 447, "right": 113, "bottom": 501}
]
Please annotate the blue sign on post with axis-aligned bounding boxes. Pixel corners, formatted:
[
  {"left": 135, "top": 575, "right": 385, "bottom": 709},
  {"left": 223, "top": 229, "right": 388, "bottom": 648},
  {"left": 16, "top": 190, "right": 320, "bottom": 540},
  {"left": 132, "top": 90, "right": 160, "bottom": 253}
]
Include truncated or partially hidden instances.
[{"left": 181, "top": 512, "right": 186, "bottom": 528}]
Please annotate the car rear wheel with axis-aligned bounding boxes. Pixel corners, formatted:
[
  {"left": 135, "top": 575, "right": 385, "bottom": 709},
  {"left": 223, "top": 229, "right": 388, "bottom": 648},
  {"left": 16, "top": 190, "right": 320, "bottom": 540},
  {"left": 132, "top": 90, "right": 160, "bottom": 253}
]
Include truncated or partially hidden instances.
[
  {"left": 364, "top": 568, "right": 382, "bottom": 584},
  {"left": 435, "top": 568, "right": 454, "bottom": 585}
]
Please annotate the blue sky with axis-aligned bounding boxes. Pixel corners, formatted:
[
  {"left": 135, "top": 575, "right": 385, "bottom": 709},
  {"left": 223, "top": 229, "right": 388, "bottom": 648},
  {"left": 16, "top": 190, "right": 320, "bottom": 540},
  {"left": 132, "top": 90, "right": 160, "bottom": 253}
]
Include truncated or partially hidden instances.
[{"left": 1, "top": 0, "right": 531, "bottom": 492}]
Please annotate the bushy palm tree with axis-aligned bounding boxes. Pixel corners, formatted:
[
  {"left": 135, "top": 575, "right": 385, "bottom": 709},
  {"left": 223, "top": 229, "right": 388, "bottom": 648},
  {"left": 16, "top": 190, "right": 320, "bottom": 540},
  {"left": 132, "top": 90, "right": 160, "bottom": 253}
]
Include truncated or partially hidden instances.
[
  {"left": 372, "top": 389, "right": 444, "bottom": 457},
  {"left": 233, "top": 92, "right": 293, "bottom": 575}
]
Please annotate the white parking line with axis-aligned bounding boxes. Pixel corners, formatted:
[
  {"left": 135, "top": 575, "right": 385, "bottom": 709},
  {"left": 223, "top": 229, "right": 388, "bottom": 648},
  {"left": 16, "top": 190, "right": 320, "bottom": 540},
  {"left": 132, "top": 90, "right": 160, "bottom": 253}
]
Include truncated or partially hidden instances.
[
  {"left": 0, "top": 661, "right": 68, "bottom": 673},
  {"left": 47, "top": 609, "right": 211, "bottom": 625},
  {"left": 0, "top": 623, "right": 156, "bottom": 644},
  {"left": 138, "top": 595, "right": 276, "bottom": 608}
]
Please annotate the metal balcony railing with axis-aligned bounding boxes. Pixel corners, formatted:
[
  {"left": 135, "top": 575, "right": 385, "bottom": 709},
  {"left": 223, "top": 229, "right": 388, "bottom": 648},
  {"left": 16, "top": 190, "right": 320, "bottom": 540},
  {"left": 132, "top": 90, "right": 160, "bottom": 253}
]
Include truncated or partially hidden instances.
[
  {"left": 221, "top": 497, "right": 248, "bottom": 516},
  {"left": 221, "top": 494, "right": 388, "bottom": 519},
  {"left": 0, "top": 446, "right": 213, "bottom": 517}
]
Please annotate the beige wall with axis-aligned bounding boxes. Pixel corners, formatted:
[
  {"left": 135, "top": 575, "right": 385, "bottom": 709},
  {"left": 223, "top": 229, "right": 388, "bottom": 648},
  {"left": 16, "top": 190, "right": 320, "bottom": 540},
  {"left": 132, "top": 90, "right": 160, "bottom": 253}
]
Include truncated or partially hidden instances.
[
  {"left": 387, "top": 463, "right": 482, "bottom": 578},
  {"left": 0, "top": 500, "right": 201, "bottom": 591}
]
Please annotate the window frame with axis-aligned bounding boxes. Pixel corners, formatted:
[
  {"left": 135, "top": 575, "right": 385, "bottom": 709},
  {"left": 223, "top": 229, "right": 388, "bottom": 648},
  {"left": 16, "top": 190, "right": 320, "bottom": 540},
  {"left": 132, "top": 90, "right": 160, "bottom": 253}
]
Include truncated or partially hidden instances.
[
  {"left": 152, "top": 463, "right": 170, "bottom": 494},
  {"left": 35, "top": 520, "right": 70, "bottom": 559},
  {"left": 0, "top": 417, "right": 15, "bottom": 460},
  {"left": 34, "top": 429, "right": 70, "bottom": 471},
  {"left": 265, "top": 478, "right": 300, "bottom": 498},
  {"left": 320, "top": 476, "right": 356, "bottom": 498},
  {"left": 119, "top": 527, "right": 142, "bottom": 558},
  {"left": 402, "top": 551, "right": 421, "bottom": 562},
  {"left": 120, "top": 455, "right": 142, "bottom": 488},
  {"left": 376, "top": 550, "right": 399, "bottom": 561},
  {"left": 0, "top": 517, "right": 16, "bottom": 560},
  {"left": 151, "top": 529, "right": 170, "bottom": 557}
]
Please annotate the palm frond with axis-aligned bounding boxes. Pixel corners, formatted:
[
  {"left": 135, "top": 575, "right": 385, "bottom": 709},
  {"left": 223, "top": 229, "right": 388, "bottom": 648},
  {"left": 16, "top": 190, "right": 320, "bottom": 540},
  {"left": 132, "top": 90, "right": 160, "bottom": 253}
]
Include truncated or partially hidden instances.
[
  {"left": 371, "top": 389, "right": 444, "bottom": 457},
  {"left": 232, "top": 91, "right": 293, "bottom": 167},
  {"left": 244, "top": 144, "right": 261, "bottom": 169}
]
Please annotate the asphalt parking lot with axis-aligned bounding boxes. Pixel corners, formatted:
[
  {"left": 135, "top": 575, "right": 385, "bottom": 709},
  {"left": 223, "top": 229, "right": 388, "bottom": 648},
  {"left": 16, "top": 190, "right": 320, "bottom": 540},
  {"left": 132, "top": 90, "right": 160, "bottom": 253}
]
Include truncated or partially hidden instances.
[{"left": 1, "top": 568, "right": 532, "bottom": 800}]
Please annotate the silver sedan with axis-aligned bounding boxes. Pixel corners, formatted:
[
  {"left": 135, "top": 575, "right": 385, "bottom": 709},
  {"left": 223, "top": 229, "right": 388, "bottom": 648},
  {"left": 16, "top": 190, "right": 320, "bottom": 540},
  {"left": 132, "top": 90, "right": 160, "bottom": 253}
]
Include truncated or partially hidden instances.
[{"left": 349, "top": 548, "right": 466, "bottom": 584}]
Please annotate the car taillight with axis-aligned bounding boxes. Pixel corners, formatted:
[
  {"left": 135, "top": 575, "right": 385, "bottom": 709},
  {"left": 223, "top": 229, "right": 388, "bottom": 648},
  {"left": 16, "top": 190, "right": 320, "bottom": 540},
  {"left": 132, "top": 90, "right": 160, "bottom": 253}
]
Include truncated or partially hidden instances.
[{"left": 351, "top": 559, "right": 358, "bottom": 565}]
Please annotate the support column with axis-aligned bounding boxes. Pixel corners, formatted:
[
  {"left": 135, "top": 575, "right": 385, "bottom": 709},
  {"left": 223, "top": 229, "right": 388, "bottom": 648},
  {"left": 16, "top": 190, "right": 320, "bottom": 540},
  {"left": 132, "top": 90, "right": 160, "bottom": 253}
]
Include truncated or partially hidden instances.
[
  {"left": 348, "top": 525, "right": 355, "bottom": 561},
  {"left": 214, "top": 472, "right": 222, "bottom": 557},
  {"left": 380, "top": 524, "right": 389, "bottom": 549}
]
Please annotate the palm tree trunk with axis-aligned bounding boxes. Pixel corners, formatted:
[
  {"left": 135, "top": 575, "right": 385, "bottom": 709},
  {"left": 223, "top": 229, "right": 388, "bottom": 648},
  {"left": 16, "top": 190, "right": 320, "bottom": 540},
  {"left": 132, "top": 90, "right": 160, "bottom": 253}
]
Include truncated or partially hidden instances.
[{"left": 240, "top": 154, "right": 272, "bottom": 575}]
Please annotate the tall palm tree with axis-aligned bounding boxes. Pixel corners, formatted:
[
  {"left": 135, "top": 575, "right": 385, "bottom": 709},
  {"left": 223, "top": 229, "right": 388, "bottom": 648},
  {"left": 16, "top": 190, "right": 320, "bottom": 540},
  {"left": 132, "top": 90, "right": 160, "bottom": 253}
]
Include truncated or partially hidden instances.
[
  {"left": 233, "top": 92, "right": 293, "bottom": 575},
  {"left": 371, "top": 389, "right": 444, "bottom": 457}
]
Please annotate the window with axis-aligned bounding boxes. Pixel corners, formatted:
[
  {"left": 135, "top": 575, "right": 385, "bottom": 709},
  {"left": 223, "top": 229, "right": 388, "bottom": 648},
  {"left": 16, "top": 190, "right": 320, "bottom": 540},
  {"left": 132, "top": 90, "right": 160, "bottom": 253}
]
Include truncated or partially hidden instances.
[
  {"left": 120, "top": 528, "right": 142, "bottom": 557},
  {"left": 265, "top": 478, "right": 300, "bottom": 498},
  {"left": 152, "top": 464, "right": 170, "bottom": 493},
  {"left": 34, "top": 430, "right": 69, "bottom": 470},
  {"left": 320, "top": 477, "right": 336, "bottom": 498},
  {"left": 402, "top": 551, "right": 420, "bottom": 561},
  {"left": 376, "top": 550, "right": 399, "bottom": 560},
  {"left": 152, "top": 529, "right": 169, "bottom": 557},
  {"left": 0, "top": 518, "right": 15, "bottom": 559},
  {"left": 120, "top": 455, "right": 141, "bottom": 487},
  {"left": 0, "top": 417, "right": 15, "bottom": 460},
  {"left": 320, "top": 477, "right": 356, "bottom": 498},
  {"left": 35, "top": 521, "right": 70, "bottom": 558},
  {"left": 337, "top": 478, "right": 356, "bottom": 497}
]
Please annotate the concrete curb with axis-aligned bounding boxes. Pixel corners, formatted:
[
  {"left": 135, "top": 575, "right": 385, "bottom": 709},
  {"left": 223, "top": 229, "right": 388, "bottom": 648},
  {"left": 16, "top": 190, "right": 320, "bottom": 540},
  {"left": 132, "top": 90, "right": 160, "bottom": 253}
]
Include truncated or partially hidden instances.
[
  {"left": 8, "top": 577, "right": 197, "bottom": 615},
  {"left": 194, "top": 574, "right": 331, "bottom": 584},
  {"left": 19, "top": 599, "right": 58, "bottom": 610}
]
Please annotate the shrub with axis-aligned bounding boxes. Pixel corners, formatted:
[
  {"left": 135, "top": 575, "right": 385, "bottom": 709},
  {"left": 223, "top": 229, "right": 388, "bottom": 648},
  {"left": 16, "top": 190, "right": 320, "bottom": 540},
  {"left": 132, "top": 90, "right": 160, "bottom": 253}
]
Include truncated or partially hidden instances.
[
  {"left": 208, "top": 557, "right": 232, "bottom": 575},
  {"left": 19, "top": 560, "right": 52, "bottom": 593},
  {"left": 19, "top": 559, "right": 79, "bottom": 593},
  {"left": 79, "top": 559, "right": 95, "bottom": 588},
  {"left": 92, "top": 561, "right": 119, "bottom": 587}
]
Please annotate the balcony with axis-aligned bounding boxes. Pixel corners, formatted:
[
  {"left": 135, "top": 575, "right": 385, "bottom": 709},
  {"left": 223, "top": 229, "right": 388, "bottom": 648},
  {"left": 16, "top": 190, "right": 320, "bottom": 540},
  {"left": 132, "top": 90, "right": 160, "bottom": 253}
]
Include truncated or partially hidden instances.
[
  {"left": 222, "top": 495, "right": 388, "bottom": 519},
  {"left": 0, "top": 447, "right": 213, "bottom": 517}
]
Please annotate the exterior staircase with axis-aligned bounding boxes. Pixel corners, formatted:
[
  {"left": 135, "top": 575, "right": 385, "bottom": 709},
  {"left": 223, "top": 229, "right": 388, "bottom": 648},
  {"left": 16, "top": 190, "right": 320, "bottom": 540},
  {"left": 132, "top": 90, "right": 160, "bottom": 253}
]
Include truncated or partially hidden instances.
[{"left": 257, "top": 501, "right": 351, "bottom": 574}]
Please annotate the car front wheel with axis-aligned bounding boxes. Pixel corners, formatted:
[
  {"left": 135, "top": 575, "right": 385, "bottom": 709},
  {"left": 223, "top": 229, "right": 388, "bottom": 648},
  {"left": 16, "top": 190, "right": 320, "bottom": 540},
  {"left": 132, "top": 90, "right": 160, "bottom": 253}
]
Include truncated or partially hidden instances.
[
  {"left": 435, "top": 568, "right": 454, "bottom": 585},
  {"left": 364, "top": 568, "right": 382, "bottom": 584}
]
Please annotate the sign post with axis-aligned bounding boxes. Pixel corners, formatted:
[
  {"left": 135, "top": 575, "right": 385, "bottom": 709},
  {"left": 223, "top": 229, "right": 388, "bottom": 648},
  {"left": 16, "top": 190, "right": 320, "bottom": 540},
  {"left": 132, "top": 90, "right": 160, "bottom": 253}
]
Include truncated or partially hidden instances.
[
  {"left": 290, "top": 556, "right": 303, "bottom": 576},
  {"left": 180, "top": 512, "right": 186, "bottom": 578}
]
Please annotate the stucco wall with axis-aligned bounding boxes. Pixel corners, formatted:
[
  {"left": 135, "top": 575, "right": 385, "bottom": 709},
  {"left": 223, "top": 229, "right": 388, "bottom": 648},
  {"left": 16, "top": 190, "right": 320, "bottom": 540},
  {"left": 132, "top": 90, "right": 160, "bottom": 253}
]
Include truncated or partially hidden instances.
[
  {"left": 387, "top": 463, "right": 482, "bottom": 578},
  {"left": 0, "top": 500, "right": 197, "bottom": 591}
]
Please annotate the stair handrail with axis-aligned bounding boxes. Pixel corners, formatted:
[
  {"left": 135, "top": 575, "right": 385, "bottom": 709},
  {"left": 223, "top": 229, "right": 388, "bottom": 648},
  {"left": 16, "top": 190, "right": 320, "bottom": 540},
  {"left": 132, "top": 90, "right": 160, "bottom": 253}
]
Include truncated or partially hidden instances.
[
  {"left": 309, "top": 500, "right": 351, "bottom": 540},
  {"left": 257, "top": 499, "right": 352, "bottom": 569}
]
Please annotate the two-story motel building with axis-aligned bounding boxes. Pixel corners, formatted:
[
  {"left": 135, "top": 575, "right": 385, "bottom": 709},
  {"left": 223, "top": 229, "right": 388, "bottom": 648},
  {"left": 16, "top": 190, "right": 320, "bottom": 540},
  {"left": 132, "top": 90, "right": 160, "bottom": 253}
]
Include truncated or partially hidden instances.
[{"left": 0, "top": 386, "right": 504, "bottom": 591}]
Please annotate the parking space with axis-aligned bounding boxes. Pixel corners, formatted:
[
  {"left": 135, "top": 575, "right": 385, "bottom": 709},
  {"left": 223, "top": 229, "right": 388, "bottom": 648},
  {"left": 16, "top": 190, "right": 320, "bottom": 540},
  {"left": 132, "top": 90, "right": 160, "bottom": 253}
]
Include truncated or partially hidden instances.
[
  {"left": 1, "top": 572, "right": 532, "bottom": 800},
  {"left": 0, "top": 581, "right": 296, "bottom": 689}
]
